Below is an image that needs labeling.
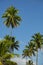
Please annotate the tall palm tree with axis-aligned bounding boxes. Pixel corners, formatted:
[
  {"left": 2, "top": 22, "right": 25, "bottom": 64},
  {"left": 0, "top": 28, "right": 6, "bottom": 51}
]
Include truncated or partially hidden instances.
[
  {"left": 31, "top": 33, "right": 43, "bottom": 65},
  {"left": 2, "top": 6, "right": 21, "bottom": 35},
  {"left": 25, "top": 41, "right": 36, "bottom": 65},
  {"left": 0, "top": 36, "right": 18, "bottom": 65},
  {"left": 22, "top": 49, "right": 30, "bottom": 65},
  {"left": 22, "top": 41, "right": 36, "bottom": 65}
]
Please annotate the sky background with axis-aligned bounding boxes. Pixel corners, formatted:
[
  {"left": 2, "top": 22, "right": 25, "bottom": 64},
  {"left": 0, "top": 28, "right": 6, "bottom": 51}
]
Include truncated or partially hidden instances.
[{"left": 0, "top": 0, "right": 43, "bottom": 65}]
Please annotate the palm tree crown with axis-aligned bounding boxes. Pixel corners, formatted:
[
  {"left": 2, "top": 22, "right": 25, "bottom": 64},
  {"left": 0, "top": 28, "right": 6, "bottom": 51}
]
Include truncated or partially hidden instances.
[
  {"left": 31, "top": 33, "right": 43, "bottom": 50},
  {"left": 26, "top": 42, "right": 36, "bottom": 56},
  {"left": 2, "top": 6, "right": 21, "bottom": 28},
  {"left": 4, "top": 35, "right": 19, "bottom": 51}
]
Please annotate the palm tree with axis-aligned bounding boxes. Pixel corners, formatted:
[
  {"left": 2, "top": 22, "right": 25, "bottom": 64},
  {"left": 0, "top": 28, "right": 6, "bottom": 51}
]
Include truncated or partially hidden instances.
[
  {"left": 31, "top": 33, "right": 43, "bottom": 65},
  {"left": 25, "top": 41, "right": 36, "bottom": 65},
  {"left": 2, "top": 6, "right": 21, "bottom": 35},
  {"left": 26, "top": 42, "right": 36, "bottom": 57},
  {"left": 22, "top": 49, "right": 30, "bottom": 65},
  {"left": 0, "top": 36, "right": 18, "bottom": 65},
  {"left": 4, "top": 35, "right": 19, "bottom": 52},
  {"left": 22, "top": 41, "right": 36, "bottom": 65}
]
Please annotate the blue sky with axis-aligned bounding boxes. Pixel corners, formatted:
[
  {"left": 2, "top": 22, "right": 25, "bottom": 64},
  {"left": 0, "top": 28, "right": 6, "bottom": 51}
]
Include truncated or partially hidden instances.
[{"left": 0, "top": 0, "right": 43, "bottom": 65}]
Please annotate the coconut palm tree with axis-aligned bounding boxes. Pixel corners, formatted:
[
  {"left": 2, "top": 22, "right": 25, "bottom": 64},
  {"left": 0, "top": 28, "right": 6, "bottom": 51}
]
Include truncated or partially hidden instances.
[
  {"left": 26, "top": 42, "right": 36, "bottom": 57},
  {"left": 4, "top": 35, "right": 19, "bottom": 52},
  {"left": 26, "top": 41, "right": 36, "bottom": 64},
  {"left": 31, "top": 33, "right": 43, "bottom": 65},
  {"left": 22, "top": 49, "right": 30, "bottom": 65},
  {"left": 0, "top": 36, "right": 18, "bottom": 65},
  {"left": 2, "top": 6, "right": 21, "bottom": 35},
  {"left": 22, "top": 42, "right": 35, "bottom": 65}
]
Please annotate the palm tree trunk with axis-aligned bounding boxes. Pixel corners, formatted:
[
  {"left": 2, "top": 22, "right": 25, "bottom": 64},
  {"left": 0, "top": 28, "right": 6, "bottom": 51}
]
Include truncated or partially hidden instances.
[
  {"left": 26, "top": 57, "right": 27, "bottom": 65},
  {"left": 36, "top": 50, "right": 38, "bottom": 65}
]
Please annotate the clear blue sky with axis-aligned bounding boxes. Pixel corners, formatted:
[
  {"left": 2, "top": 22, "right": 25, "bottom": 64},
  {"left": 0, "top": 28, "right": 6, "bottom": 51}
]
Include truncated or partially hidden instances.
[{"left": 0, "top": 0, "right": 43, "bottom": 65}]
